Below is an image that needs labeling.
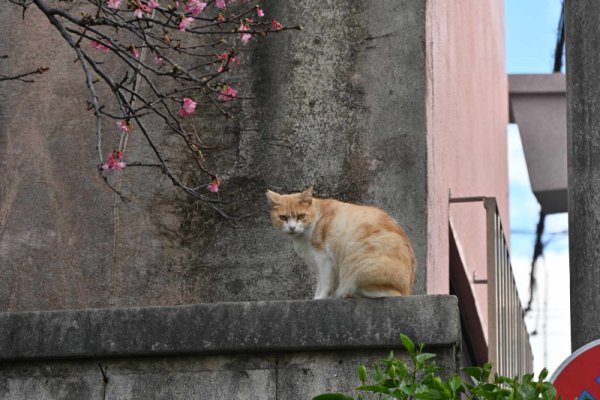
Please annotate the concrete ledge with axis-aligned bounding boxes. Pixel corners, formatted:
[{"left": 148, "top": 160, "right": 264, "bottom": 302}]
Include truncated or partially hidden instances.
[{"left": 0, "top": 295, "right": 459, "bottom": 361}]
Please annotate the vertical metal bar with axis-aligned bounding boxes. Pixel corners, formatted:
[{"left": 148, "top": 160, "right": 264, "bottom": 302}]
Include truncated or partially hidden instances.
[
  {"left": 498, "top": 212, "right": 506, "bottom": 376},
  {"left": 509, "top": 252, "right": 515, "bottom": 377},
  {"left": 484, "top": 197, "right": 498, "bottom": 375},
  {"left": 506, "top": 244, "right": 513, "bottom": 377}
]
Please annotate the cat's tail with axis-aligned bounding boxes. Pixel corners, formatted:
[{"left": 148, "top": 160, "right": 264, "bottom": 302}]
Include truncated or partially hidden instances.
[{"left": 355, "top": 285, "right": 406, "bottom": 298}]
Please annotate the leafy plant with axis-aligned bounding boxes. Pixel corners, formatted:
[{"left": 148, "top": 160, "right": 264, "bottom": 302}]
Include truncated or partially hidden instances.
[{"left": 314, "top": 334, "right": 557, "bottom": 400}]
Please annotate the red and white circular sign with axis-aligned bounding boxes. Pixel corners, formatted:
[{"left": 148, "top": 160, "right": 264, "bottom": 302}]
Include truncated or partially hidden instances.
[{"left": 551, "top": 338, "right": 600, "bottom": 399}]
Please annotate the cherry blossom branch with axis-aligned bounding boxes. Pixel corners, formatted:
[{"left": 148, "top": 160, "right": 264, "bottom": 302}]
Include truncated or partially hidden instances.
[
  {"left": 14, "top": 0, "right": 296, "bottom": 219},
  {"left": 0, "top": 59, "right": 49, "bottom": 83}
]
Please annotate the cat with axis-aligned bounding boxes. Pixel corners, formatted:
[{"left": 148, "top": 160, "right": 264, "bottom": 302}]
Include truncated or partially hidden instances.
[{"left": 266, "top": 187, "right": 416, "bottom": 299}]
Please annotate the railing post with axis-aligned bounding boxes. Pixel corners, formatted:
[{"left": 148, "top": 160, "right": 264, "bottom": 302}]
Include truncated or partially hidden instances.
[{"left": 483, "top": 197, "right": 499, "bottom": 377}]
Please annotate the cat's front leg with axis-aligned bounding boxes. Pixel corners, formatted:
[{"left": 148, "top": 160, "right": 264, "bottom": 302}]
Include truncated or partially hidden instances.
[
  {"left": 313, "top": 281, "right": 328, "bottom": 299},
  {"left": 313, "top": 257, "right": 335, "bottom": 299}
]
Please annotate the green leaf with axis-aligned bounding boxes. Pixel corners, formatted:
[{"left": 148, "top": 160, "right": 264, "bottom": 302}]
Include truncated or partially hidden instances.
[
  {"left": 313, "top": 394, "right": 355, "bottom": 400},
  {"left": 494, "top": 376, "right": 514, "bottom": 386},
  {"left": 417, "top": 353, "right": 435, "bottom": 363},
  {"left": 481, "top": 383, "right": 498, "bottom": 392},
  {"left": 383, "top": 378, "right": 398, "bottom": 388},
  {"left": 389, "top": 389, "right": 407, "bottom": 399},
  {"left": 400, "top": 334, "right": 415, "bottom": 354},
  {"left": 414, "top": 388, "right": 444, "bottom": 400},
  {"left": 386, "top": 364, "right": 397, "bottom": 379},
  {"left": 538, "top": 368, "right": 549, "bottom": 381},
  {"left": 518, "top": 383, "right": 536, "bottom": 400},
  {"left": 521, "top": 373, "right": 534, "bottom": 384},
  {"left": 541, "top": 385, "right": 557, "bottom": 400},
  {"left": 448, "top": 375, "right": 464, "bottom": 393},
  {"left": 400, "top": 383, "right": 418, "bottom": 395},
  {"left": 462, "top": 366, "right": 483, "bottom": 380},
  {"left": 357, "top": 365, "right": 367, "bottom": 384},
  {"left": 416, "top": 353, "right": 436, "bottom": 363},
  {"left": 482, "top": 363, "right": 493, "bottom": 382},
  {"left": 374, "top": 364, "right": 384, "bottom": 382}
]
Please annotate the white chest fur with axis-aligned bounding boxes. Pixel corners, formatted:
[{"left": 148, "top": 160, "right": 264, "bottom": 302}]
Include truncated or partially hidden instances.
[
  {"left": 292, "top": 235, "right": 335, "bottom": 299},
  {"left": 292, "top": 237, "right": 324, "bottom": 271}
]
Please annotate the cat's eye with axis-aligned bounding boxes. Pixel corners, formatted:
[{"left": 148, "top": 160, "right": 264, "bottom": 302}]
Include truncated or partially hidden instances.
[
  {"left": 298, "top": 214, "right": 306, "bottom": 220},
  {"left": 279, "top": 215, "right": 288, "bottom": 221}
]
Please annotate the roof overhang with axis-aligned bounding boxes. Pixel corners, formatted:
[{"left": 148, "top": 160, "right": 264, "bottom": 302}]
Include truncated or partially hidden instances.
[{"left": 509, "top": 73, "right": 567, "bottom": 214}]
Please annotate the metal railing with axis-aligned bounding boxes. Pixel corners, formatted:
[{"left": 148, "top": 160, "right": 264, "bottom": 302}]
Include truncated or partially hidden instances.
[{"left": 450, "top": 196, "right": 533, "bottom": 377}]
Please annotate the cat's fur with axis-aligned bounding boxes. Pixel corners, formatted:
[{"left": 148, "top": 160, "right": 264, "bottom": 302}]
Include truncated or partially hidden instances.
[{"left": 266, "top": 187, "right": 416, "bottom": 298}]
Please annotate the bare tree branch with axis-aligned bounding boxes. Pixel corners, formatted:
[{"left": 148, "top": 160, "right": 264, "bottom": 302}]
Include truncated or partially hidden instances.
[{"left": 6, "top": 0, "right": 296, "bottom": 220}]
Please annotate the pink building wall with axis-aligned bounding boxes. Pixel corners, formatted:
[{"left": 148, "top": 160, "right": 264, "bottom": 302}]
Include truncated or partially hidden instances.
[{"left": 425, "top": 0, "right": 509, "bottom": 332}]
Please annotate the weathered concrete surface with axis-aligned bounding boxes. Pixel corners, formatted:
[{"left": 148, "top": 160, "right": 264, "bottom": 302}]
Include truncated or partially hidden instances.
[
  {"left": 0, "top": 2, "right": 193, "bottom": 310},
  {"left": 0, "top": 296, "right": 460, "bottom": 399},
  {"left": 565, "top": 0, "right": 600, "bottom": 351},
  {"left": 0, "top": 0, "right": 428, "bottom": 311},
  {"left": 0, "top": 349, "right": 459, "bottom": 400},
  {"left": 0, "top": 296, "right": 459, "bottom": 360},
  {"left": 185, "top": 0, "right": 429, "bottom": 302}
]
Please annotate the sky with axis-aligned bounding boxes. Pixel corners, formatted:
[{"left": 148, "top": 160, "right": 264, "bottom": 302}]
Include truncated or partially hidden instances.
[{"left": 504, "top": 0, "right": 570, "bottom": 376}]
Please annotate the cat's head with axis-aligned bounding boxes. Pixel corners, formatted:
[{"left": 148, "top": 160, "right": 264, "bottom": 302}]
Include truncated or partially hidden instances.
[{"left": 266, "top": 187, "right": 316, "bottom": 236}]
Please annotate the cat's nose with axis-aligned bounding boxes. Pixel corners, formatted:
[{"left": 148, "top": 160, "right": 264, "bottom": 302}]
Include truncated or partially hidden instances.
[{"left": 289, "top": 226, "right": 296, "bottom": 232}]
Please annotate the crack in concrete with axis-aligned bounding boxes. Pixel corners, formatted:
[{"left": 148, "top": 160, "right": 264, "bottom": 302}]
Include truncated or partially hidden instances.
[{"left": 98, "top": 363, "right": 109, "bottom": 400}]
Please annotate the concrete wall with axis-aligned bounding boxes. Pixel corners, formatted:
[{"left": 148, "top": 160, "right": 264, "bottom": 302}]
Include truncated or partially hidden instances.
[
  {"left": 1, "top": 0, "right": 429, "bottom": 311},
  {"left": 197, "top": 0, "right": 430, "bottom": 301},
  {"left": 0, "top": 296, "right": 461, "bottom": 399},
  {"left": 425, "top": 0, "right": 509, "bottom": 328}
]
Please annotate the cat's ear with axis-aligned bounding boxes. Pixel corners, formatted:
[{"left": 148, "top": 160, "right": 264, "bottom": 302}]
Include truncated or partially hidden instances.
[
  {"left": 299, "top": 187, "right": 314, "bottom": 205},
  {"left": 266, "top": 190, "right": 282, "bottom": 207}
]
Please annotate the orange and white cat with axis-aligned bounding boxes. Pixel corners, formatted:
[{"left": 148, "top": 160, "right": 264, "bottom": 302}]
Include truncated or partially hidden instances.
[{"left": 266, "top": 187, "right": 416, "bottom": 299}]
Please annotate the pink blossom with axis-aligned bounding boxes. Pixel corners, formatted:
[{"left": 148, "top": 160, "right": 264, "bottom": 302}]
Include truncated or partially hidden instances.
[
  {"left": 102, "top": 150, "right": 126, "bottom": 171},
  {"left": 117, "top": 120, "right": 133, "bottom": 133},
  {"left": 179, "top": 16, "right": 194, "bottom": 31},
  {"left": 218, "top": 85, "right": 237, "bottom": 102},
  {"left": 216, "top": 52, "right": 240, "bottom": 72},
  {"left": 185, "top": 0, "right": 206, "bottom": 16},
  {"left": 215, "top": 0, "right": 226, "bottom": 9},
  {"left": 107, "top": 0, "right": 122, "bottom": 9},
  {"left": 91, "top": 40, "right": 110, "bottom": 53},
  {"left": 174, "top": 1, "right": 180, "bottom": 9},
  {"left": 271, "top": 18, "right": 283, "bottom": 30},
  {"left": 239, "top": 22, "right": 251, "bottom": 44},
  {"left": 207, "top": 178, "right": 220, "bottom": 193},
  {"left": 178, "top": 97, "right": 197, "bottom": 117},
  {"left": 131, "top": 46, "right": 140, "bottom": 59},
  {"left": 153, "top": 53, "right": 165, "bottom": 65},
  {"left": 148, "top": 0, "right": 159, "bottom": 8},
  {"left": 133, "top": 4, "right": 152, "bottom": 18},
  {"left": 256, "top": 7, "right": 264, "bottom": 17}
]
